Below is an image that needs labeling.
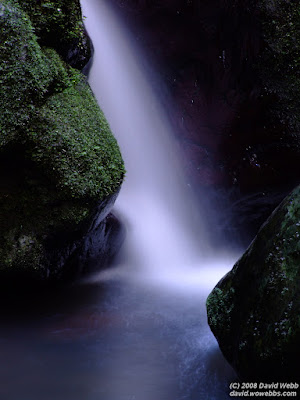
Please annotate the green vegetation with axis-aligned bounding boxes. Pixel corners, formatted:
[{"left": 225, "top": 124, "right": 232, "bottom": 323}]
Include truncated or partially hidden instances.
[
  {"left": 207, "top": 185, "right": 300, "bottom": 379},
  {"left": 0, "top": 0, "right": 56, "bottom": 145},
  {"left": 21, "top": 0, "right": 89, "bottom": 65},
  {"left": 0, "top": 167, "right": 92, "bottom": 276},
  {"left": 207, "top": 287, "right": 235, "bottom": 332},
  {"left": 0, "top": 0, "right": 125, "bottom": 278},
  {"left": 21, "top": 0, "right": 83, "bottom": 40},
  {"left": 28, "top": 74, "right": 124, "bottom": 199}
]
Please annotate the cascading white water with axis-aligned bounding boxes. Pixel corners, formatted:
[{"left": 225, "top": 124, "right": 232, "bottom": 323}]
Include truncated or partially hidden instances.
[
  {"left": 80, "top": 0, "right": 238, "bottom": 288},
  {"left": 0, "top": 4, "right": 244, "bottom": 400},
  {"left": 77, "top": 1, "right": 241, "bottom": 398}
]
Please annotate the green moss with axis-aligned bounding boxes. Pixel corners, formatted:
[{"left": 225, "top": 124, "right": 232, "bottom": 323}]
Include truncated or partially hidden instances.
[
  {"left": 207, "top": 184, "right": 300, "bottom": 379},
  {"left": 0, "top": 0, "right": 124, "bottom": 201},
  {"left": 0, "top": 0, "right": 125, "bottom": 277},
  {"left": 0, "top": 173, "right": 92, "bottom": 275},
  {"left": 0, "top": 0, "right": 55, "bottom": 145},
  {"left": 20, "top": 0, "right": 87, "bottom": 58},
  {"left": 41, "top": 47, "right": 74, "bottom": 93},
  {"left": 0, "top": 230, "right": 44, "bottom": 272},
  {"left": 28, "top": 74, "right": 125, "bottom": 200},
  {"left": 207, "top": 286, "right": 235, "bottom": 332}
]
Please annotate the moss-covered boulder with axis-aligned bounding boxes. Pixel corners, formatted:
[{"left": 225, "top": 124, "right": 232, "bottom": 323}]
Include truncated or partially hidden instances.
[
  {"left": 207, "top": 184, "right": 300, "bottom": 381},
  {"left": 21, "top": 0, "right": 92, "bottom": 70},
  {"left": 0, "top": 0, "right": 125, "bottom": 282}
]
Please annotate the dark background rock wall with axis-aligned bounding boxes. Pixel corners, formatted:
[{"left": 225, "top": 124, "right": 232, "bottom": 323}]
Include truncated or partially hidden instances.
[{"left": 105, "top": 0, "right": 300, "bottom": 246}]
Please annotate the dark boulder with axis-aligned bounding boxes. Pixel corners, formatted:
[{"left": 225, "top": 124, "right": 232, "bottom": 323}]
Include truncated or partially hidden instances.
[
  {"left": 207, "top": 184, "right": 300, "bottom": 380},
  {"left": 0, "top": 0, "right": 125, "bottom": 284}
]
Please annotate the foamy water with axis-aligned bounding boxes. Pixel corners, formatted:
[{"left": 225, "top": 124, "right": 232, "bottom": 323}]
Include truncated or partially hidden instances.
[
  {"left": 0, "top": 3, "right": 241, "bottom": 400},
  {"left": 80, "top": 0, "right": 239, "bottom": 282},
  {"left": 78, "top": 1, "right": 240, "bottom": 398}
]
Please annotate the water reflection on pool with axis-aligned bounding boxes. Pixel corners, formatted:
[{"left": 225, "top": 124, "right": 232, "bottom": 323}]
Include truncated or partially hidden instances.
[{"left": 0, "top": 267, "right": 236, "bottom": 400}]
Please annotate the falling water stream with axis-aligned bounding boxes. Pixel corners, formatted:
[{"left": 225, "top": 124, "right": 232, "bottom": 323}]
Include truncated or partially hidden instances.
[
  {"left": 0, "top": 1, "right": 242, "bottom": 399},
  {"left": 79, "top": 0, "right": 239, "bottom": 398}
]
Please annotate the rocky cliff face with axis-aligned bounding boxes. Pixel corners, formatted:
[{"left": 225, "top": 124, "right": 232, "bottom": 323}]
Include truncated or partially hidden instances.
[
  {"left": 0, "top": 0, "right": 125, "bottom": 283},
  {"left": 207, "top": 185, "right": 300, "bottom": 381}
]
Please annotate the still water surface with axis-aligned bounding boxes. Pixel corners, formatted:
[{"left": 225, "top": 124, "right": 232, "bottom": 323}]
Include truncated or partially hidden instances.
[{"left": 0, "top": 269, "right": 236, "bottom": 400}]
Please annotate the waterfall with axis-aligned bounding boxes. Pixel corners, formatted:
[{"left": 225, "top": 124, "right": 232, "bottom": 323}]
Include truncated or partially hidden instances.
[
  {"left": 80, "top": 0, "right": 238, "bottom": 289},
  {"left": 0, "top": 4, "right": 242, "bottom": 400},
  {"left": 77, "top": 7, "right": 240, "bottom": 395}
]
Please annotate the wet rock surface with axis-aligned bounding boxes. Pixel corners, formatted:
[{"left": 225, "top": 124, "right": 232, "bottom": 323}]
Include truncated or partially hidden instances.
[{"left": 207, "top": 185, "right": 300, "bottom": 381}]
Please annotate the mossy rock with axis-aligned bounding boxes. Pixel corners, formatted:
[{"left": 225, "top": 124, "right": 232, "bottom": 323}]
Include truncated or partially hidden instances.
[
  {"left": 0, "top": 0, "right": 125, "bottom": 280},
  {"left": 0, "top": 0, "right": 56, "bottom": 145},
  {"left": 28, "top": 74, "right": 124, "bottom": 200},
  {"left": 207, "top": 184, "right": 300, "bottom": 380},
  {"left": 21, "top": 0, "right": 91, "bottom": 70}
]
